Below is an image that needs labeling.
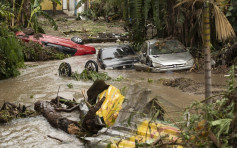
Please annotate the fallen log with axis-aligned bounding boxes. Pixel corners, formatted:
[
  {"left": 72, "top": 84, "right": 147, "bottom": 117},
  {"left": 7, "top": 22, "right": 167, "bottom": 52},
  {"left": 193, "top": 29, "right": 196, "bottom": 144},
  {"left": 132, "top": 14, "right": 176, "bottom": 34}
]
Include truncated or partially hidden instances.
[
  {"left": 34, "top": 101, "right": 81, "bottom": 134},
  {"left": 34, "top": 96, "right": 106, "bottom": 136}
]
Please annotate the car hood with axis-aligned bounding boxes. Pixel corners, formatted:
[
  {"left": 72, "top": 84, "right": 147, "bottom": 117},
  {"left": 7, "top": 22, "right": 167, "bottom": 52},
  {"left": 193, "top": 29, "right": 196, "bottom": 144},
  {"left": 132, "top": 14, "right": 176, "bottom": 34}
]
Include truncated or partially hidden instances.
[
  {"left": 103, "top": 56, "right": 139, "bottom": 68},
  {"left": 149, "top": 52, "right": 193, "bottom": 65}
]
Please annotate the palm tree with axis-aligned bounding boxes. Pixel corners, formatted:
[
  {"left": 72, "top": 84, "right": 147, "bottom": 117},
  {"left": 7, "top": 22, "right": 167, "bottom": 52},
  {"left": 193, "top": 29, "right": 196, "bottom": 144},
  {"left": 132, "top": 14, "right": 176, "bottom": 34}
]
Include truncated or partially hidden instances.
[
  {"left": 0, "top": 2, "right": 14, "bottom": 20},
  {"left": 175, "top": 0, "right": 236, "bottom": 103},
  {"left": 50, "top": 0, "right": 61, "bottom": 16},
  {"left": 203, "top": 0, "right": 212, "bottom": 103},
  {"left": 27, "top": 0, "right": 58, "bottom": 32}
]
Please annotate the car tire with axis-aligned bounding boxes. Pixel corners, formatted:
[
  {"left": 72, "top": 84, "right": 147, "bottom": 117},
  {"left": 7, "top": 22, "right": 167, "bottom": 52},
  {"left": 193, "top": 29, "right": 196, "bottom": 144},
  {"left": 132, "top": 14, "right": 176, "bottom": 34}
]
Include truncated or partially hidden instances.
[
  {"left": 126, "top": 65, "right": 133, "bottom": 69},
  {"left": 148, "top": 60, "right": 153, "bottom": 67},
  {"left": 58, "top": 62, "right": 72, "bottom": 77},
  {"left": 85, "top": 60, "right": 98, "bottom": 72},
  {"left": 146, "top": 59, "right": 153, "bottom": 67}
]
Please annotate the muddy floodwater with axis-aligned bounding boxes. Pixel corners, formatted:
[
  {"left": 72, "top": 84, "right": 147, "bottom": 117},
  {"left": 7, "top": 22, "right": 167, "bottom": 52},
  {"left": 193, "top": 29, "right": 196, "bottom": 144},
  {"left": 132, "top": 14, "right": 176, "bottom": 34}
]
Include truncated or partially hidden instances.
[{"left": 0, "top": 43, "right": 228, "bottom": 147}]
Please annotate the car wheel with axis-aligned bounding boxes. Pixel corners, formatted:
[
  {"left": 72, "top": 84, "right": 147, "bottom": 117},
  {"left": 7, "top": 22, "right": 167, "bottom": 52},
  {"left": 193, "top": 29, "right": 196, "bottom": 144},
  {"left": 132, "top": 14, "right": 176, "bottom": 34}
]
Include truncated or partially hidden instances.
[
  {"left": 58, "top": 62, "right": 72, "bottom": 77},
  {"left": 126, "top": 65, "right": 133, "bottom": 69},
  {"left": 148, "top": 60, "right": 153, "bottom": 67},
  {"left": 117, "top": 66, "right": 123, "bottom": 70},
  {"left": 146, "top": 59, "right": 153, "bottom": 67},
  {"left": 85, "top": 60, "right": 98, "bottom": 72}
]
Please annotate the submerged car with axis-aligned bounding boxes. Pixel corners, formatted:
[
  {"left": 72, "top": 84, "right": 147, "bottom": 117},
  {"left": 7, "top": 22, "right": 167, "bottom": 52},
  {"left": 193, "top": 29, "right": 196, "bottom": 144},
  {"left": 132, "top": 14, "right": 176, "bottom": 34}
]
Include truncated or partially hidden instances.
[
  {"left": 139, "top": 39, "right": 194, "bottom": 72},
  {"left": 97, "top": 45, "right": 139, "bottom": 69},
  {"left": 16, "top": 31, "right": 96, "bottom": 56}
]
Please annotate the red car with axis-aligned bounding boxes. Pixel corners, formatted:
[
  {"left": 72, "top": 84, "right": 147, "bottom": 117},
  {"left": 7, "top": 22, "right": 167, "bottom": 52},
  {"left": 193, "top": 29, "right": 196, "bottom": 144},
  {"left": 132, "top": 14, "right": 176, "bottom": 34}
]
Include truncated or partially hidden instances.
[{"left": 16, "top": 31, "right": 96, "bottom": 56}]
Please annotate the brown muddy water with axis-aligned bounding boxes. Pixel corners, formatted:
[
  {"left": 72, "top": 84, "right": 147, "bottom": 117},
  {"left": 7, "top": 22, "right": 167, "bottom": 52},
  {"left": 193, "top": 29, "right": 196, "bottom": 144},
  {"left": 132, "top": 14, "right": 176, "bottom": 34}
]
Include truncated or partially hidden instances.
[{"left": 0, "top": 43, "right": 228, "bottom": 147}]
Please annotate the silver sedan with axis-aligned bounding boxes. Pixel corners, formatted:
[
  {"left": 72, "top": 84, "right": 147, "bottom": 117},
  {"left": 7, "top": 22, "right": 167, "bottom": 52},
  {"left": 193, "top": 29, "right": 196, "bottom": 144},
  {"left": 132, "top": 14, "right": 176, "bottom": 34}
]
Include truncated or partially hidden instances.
[{"left": 139, "top": 39, "right": 194, "bottom": 72}]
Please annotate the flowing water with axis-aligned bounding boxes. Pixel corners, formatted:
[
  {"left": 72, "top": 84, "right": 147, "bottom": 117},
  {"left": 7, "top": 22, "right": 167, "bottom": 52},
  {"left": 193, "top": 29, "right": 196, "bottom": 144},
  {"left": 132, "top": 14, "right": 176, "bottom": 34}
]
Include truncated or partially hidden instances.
[{"left": 0, "top": 43, "right": 228, "bottom": 147}]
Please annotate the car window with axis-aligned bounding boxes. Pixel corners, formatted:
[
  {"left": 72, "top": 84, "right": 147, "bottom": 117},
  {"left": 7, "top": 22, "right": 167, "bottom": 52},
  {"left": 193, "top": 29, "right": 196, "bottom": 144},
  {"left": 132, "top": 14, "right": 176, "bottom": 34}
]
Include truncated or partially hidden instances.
[
  {"left": 101, "top": 46, "right": 135, "bottom": 60},
  {"left": 149, "top": 40, "right": 186, "bottom": 55}
]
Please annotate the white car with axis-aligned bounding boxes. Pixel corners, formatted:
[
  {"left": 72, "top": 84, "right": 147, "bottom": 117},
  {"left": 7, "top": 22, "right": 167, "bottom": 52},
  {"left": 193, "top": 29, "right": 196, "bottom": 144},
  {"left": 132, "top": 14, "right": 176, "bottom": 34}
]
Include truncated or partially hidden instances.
[{"left": 139, "top": 39, "right": 194, "bottom": 72}]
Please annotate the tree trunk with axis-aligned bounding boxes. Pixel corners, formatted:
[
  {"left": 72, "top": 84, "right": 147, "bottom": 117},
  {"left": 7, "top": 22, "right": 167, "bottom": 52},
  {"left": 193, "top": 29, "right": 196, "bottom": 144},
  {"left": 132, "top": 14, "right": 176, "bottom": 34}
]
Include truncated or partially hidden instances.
[
  {"left": 203, "top": 1, "right": 212, "bottom": 103},
  {"left": 12, "top": 0, "right": 15, "bottom": 27},
  {"left": 53, "top": 2, "right": 57, "bottom": 16},
  {"left": 17, "top": 0, "right": 25, "bottom": 25},
  {"left": 34, "top": 96, "right": 106, "bottom": 135},
  {"left": 34, "top": 101, "right": 81, "bottom": 134}
]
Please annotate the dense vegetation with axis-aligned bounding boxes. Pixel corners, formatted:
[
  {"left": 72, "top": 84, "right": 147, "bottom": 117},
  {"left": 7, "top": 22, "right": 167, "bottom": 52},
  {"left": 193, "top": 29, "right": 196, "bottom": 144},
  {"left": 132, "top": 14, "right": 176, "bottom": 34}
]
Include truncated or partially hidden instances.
[
  {"left": 0, "top": 24, "right": 24, "bottom": 79},
  {"left": 0, "top": 0, "right": 63, "bottom": 79}
]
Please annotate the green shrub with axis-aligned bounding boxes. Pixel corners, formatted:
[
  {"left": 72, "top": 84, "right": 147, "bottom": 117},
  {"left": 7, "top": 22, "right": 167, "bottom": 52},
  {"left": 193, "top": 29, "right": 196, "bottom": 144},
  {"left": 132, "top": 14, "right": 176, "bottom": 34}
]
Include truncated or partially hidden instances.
[
  {"left": 72, "top": 70, "right": 111, "bottom": 81},
  {"left": 0, "top": 24, "right": 23, "bottom": 79},
  {"left": 21, "top": 41, "right": 67, "bottom": 61}
]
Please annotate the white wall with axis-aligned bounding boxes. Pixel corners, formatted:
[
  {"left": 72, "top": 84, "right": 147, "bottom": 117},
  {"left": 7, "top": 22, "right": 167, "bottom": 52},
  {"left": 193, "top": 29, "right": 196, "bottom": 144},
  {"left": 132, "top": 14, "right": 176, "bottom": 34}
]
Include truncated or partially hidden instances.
[
  {"left": 66, "top": 0, "right": 84, "bottom": 16},
  {"left": 69, "top": 0, "right": 75, "bottom": 11},
  {"left": 63, "top": 0, "right": 67, "bottom": 10}
]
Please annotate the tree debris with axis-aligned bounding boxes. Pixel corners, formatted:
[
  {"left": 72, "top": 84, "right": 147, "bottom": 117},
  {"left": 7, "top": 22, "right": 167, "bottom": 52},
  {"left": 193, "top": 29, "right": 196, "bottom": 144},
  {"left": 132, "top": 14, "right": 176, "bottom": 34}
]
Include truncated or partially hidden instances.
[{"left": 0, "top": 102, "right": 37, "bottom": 124}]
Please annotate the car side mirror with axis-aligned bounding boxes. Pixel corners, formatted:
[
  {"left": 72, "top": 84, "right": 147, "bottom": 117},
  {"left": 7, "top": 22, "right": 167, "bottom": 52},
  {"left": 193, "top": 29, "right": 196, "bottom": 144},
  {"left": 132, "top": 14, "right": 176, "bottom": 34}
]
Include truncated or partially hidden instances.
[{"left": 71, "top": 37, "right": 83, "bottom": 44}]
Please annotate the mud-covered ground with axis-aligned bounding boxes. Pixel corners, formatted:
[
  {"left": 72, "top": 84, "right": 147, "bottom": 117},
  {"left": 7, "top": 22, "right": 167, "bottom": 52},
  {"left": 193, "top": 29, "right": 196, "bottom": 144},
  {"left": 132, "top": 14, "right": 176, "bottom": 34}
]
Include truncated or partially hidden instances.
[
  {"left": 162, "top": 77, "right": 226, "bottom": 95},
  {"left": 39, "top": 14, "right": 126, "bottom": 39}
]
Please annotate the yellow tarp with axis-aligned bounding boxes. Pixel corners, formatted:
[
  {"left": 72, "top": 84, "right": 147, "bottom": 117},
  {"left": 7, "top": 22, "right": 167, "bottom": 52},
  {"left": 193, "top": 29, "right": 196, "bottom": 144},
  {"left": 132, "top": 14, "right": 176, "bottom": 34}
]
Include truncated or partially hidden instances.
[
  {"left": 112, "top": 120, "right": 183, "bottom": 148},
  {"left": 96, "top": 85, "right": 125, "bottom": 127}
]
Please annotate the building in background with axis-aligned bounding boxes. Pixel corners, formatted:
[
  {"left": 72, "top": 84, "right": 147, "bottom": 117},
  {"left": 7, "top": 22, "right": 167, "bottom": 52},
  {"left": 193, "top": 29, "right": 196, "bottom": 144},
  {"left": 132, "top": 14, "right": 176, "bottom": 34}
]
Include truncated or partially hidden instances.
[{"left": 41, "top": 0, "right": 85, "bottom": 16}]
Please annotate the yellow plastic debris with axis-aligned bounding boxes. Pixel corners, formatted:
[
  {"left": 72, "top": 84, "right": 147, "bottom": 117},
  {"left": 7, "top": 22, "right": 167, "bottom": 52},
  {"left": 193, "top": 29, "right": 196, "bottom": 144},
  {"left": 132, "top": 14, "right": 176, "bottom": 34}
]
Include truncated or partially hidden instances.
[
  {"left": 95, "top": 85, "right": 182, "bottom": 147},
  {"left": 112, "top": 120, "right": 183, "bottom": 148},
  {"left": 96, "top": 85, "right": 125, "bottom": 127}
]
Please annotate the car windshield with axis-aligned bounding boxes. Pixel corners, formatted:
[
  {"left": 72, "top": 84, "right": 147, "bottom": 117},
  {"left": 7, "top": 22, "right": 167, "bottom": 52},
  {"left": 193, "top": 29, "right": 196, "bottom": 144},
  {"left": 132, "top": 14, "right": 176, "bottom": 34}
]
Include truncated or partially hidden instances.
[
  {"left": 101, "top": 46, "right": 135, "bottom": 60},
  {"left": 149, "top": 40, "right": 186, "bottom": 55}
]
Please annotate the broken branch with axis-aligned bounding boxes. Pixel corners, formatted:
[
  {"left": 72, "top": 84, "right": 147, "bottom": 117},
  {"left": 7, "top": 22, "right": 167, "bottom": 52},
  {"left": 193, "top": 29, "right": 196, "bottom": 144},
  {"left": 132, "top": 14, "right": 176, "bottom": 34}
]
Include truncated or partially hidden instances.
[{"left": 47, "top": 135, "right": 63, "bottom": 142}]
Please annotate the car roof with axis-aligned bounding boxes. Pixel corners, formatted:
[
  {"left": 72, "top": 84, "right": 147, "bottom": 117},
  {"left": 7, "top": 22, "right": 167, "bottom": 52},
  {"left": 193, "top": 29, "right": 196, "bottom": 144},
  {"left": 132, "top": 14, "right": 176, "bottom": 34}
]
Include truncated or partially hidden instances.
[{"left": 101, "top": 45, "right": 131, "bottom": 51}]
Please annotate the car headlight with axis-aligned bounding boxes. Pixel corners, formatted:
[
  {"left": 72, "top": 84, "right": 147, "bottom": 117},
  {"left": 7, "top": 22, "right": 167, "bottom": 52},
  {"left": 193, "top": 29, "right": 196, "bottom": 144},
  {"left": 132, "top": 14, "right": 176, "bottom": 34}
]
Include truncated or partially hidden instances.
[
  {"left": 153, "top": 62, "right": 164, "bottom": 68},
  {"left": 186, "top": 59, "right": 194, "bottom": 66}
]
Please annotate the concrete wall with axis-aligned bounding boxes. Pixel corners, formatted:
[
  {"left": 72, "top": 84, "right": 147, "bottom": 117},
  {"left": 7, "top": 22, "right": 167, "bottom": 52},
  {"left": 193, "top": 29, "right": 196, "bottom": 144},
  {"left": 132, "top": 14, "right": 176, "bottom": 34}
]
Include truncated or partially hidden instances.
[
  {"left": 69, "top": 0, "right": 75, "bottom": 11},
  {"left": 63, "top": 0, "right": 67, "bottom": 10},
  {"left": 41, "top": 0, "right": 63, "bottom": 11}
]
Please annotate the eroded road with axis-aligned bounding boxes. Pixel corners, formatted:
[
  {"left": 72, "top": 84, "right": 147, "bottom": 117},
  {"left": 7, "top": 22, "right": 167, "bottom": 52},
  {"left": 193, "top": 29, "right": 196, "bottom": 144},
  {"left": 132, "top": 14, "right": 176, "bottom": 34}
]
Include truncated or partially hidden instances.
[{"left": 0, "top": 43, "right": 228, "bottom": 147}]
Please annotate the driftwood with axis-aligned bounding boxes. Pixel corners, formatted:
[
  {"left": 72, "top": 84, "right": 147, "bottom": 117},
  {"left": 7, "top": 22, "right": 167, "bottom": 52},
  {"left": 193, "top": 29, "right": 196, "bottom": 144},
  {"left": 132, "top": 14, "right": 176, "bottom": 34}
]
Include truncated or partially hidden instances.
[
  {"left": 34, "top": 97, "right": 106, "bottom": 136},
  {"left": 51, "top": 96, "right": 78, "bottom": 108},
  {"left": 34, "top": 101, "right": 81, "bottom": 134},
  {"left": 55, "top": 104, "right": 80, "bottom": 112},
  {"left": 47, "top": 135, "right": 63, "bottom": 142}
]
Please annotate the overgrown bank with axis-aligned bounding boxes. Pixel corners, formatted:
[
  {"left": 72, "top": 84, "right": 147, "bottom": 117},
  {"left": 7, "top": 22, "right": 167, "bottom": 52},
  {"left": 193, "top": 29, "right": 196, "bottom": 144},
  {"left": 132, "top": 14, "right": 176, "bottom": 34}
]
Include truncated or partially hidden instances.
[
  {"left": 0, "top": 25, "right": 66, "bottom": 80},
  {"left": 0, "top": 25, "right": 24, "bottom": 79}
]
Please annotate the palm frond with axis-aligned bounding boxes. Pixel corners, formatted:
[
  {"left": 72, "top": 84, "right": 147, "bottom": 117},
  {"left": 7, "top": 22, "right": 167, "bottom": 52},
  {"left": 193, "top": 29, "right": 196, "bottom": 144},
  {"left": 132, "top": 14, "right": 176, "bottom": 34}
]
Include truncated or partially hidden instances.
[
  {"left": 144, "top": 0, "right": 151, "bottom": 21},
  {"left": 152, "top": 0, "right": 161, "bottom": 30},
  {"left": 174, "top": 0, "right": 203, "bottom": 9},
  {"left": 213, "top": 4, "right": 236, "bottom": 41},
  {"left": 0, "top": 2, "right": 14, "bottom": 19},
  {"left": 38, "top": 10, "right": 58, "bottom": 30}
]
